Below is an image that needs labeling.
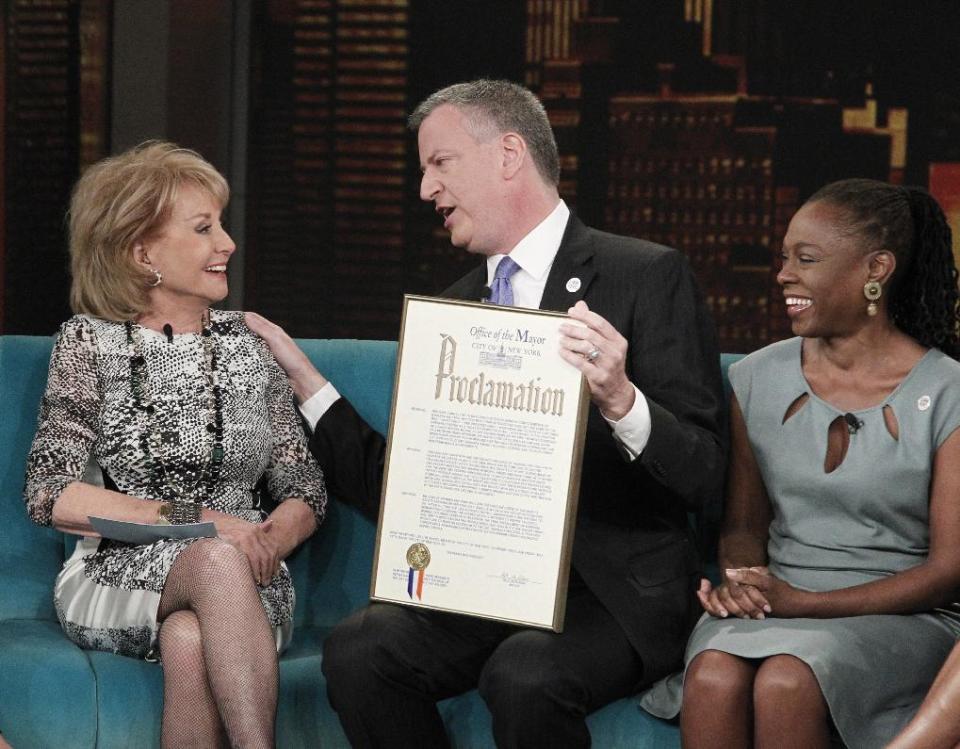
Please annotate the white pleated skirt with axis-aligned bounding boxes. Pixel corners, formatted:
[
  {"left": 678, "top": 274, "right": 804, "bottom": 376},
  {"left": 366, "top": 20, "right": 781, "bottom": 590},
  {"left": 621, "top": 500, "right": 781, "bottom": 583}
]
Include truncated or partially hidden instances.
[{"left": 55, "top": 536, "right": 293, "bottom": 660}]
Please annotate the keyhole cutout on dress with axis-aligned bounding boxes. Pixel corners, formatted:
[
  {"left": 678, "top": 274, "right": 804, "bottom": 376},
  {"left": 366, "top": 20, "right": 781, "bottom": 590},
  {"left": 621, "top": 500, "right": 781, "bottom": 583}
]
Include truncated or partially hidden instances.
[
  {"left": 824, "top": 416, "right": 850, "bottom": 473},
  {"left": 784, "top": 395, "right": 899, "bottom": 471},
  {"left": 883, "top": 405, "right": 899, "bottom": 441},
  {"left": 782, "top": 393, "right": 810, "bottom": 424}
]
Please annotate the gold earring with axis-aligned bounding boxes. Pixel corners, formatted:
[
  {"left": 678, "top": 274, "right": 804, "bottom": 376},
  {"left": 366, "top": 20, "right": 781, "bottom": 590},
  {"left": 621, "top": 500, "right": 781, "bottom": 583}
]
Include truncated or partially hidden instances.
[{"left": 863, "top": 281, "right": 882, "bottom": 317}]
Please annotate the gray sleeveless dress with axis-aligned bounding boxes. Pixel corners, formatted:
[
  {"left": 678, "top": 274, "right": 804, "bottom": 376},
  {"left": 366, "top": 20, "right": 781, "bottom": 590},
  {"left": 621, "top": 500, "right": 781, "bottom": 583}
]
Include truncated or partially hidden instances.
[{"left": 641, "top": 337, "right": 960, "bottom": 748}]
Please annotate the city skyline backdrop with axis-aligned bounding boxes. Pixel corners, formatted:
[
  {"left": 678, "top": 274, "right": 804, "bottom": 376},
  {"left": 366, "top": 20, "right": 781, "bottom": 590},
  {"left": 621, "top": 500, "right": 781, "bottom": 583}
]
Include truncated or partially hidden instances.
[{"left": 2, "top": 0, "right": 958, "bottom": 352}]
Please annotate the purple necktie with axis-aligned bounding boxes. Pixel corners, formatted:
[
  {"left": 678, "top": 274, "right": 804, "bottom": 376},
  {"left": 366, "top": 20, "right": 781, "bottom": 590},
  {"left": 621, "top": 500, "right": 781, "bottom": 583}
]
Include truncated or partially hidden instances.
[{"left": 489, "top": 256, "right": 521, "bottom": 306}]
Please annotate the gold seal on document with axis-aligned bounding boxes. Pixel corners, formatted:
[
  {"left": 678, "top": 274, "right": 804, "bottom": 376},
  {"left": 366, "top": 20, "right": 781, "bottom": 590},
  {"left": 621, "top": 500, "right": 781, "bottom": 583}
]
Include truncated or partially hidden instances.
[{"left": 406, "top": 542, "right": 431, "bottom": 571}]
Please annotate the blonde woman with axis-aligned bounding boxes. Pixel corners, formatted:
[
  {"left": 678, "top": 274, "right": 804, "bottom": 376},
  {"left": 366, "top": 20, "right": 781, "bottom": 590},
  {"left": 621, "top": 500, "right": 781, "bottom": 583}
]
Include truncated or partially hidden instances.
[{"left": 24, "top": 142, "right": 326, "bottom": 748}]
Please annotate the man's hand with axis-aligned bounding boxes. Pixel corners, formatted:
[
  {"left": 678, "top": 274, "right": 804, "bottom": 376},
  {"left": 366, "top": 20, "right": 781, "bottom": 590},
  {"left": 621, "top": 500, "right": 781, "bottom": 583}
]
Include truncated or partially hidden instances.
[
  {"left": 558, "top": 301, "right": 635, "bottom": 420},
  {"left": 245, "top": 312, "right": 328, "bottom": 403}
]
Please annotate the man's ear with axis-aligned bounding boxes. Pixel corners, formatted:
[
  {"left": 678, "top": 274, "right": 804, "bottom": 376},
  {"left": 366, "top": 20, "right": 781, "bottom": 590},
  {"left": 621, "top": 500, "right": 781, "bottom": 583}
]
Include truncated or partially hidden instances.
[
  {"left": 867, "top": 250, "right": 896, "bottom": 286},
  {"left": 500, "top": 132, "right": 526, "bottom": 179}
]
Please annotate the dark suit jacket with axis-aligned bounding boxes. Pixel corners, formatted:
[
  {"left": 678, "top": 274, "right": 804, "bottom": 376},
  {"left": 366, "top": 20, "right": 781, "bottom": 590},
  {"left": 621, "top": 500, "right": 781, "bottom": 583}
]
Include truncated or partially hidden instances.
[{"left": 311, "top": 215, "right": 726, "bottom": 683}]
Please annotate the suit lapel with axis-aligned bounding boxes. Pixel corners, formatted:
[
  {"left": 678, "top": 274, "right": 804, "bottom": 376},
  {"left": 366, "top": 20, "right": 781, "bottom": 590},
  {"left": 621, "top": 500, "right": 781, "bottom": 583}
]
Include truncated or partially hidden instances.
[
  {"left": 539, "top": 215, "right": 596, "bottom": 312},
  {"left": 453, "top": 265, "right": 488, "bottom": 303}
]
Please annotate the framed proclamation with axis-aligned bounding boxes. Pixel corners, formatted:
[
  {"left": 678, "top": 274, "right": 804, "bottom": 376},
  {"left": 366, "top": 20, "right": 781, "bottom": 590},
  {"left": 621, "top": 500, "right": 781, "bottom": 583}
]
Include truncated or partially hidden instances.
[{"left": 370, "top": 295, "right": 590, "bottom": 631}]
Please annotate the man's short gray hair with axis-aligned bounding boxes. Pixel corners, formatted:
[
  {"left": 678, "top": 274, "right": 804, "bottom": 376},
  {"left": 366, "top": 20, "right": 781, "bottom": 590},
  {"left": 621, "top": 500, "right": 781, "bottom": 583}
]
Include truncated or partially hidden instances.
[{"left": 409, "top": 79, "right": 560, "bottom": 186}]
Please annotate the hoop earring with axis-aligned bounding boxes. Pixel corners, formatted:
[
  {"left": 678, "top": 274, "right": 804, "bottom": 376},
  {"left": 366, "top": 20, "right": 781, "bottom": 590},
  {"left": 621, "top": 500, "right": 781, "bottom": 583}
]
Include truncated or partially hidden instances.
[
  {"left": 148, "top": 268, "right": 163, "bottom": 287},
  {"left": 863, "top": 281, "right": 882, "bottom": 317}
]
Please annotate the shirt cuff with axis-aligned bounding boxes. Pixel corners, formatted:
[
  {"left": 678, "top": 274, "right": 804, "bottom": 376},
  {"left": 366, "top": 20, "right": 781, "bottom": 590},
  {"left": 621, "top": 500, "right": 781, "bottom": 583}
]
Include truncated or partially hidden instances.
[
  {"left": 298, "top": 382, "right": 342, "bottom": 431},
  {"left": 603, "top": 385, "right": 651, "bottom": 461}
]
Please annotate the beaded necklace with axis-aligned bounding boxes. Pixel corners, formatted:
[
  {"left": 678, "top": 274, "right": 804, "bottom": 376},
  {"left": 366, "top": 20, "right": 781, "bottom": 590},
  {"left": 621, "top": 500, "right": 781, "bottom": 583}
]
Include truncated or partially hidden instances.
[{"left": 124, "top": 312, "right": 225, "bottom": 523}]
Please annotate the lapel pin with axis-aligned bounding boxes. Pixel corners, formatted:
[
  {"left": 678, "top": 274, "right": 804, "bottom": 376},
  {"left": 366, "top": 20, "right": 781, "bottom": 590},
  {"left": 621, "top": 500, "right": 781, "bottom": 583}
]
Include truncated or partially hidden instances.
[
  {"left": 918, "top": 395, "right": 931, "bottom": 411},
  {"left": 565, "top": 277, "right": 582, "bottom": 293}
]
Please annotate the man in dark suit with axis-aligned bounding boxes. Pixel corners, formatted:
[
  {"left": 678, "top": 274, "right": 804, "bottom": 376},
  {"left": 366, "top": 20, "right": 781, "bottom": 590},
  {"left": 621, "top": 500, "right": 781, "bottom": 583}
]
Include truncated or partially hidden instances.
[{"left": 247, "top": 79, "right": 725, "bottom": 748}]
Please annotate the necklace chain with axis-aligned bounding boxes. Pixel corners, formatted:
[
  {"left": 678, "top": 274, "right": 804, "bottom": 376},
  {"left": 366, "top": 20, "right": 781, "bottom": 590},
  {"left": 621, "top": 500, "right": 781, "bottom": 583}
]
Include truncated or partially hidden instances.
[{"left": 125, "top": 312, "right": 225, "bottom": 523}]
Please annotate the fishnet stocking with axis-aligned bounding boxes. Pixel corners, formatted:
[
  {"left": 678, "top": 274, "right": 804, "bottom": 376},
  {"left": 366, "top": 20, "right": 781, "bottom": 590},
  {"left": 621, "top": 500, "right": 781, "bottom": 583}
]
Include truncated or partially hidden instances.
[
  {"left": 158, "top": 539, "right": 278, "bottom": 749},
  {"left": 159, "top": 611, "right": 225, "bottom": 748}
]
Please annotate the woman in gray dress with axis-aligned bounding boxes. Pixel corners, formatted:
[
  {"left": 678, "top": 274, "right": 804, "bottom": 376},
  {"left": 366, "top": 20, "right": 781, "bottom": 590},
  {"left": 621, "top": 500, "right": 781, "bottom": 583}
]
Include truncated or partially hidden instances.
[{"left": 646, "top": 179, "right": 960, "bottom": 748}]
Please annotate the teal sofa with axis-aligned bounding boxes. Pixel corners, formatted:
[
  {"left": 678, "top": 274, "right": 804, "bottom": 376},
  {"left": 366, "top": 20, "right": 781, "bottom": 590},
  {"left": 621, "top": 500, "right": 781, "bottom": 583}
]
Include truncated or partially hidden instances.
[{"left": 0, "top": 334, "right": 738, "bottom": 747}]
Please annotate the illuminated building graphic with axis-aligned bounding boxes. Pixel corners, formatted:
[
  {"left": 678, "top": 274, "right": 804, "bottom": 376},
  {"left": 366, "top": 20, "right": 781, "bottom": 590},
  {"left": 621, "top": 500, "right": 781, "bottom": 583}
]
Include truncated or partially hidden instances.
[
  {"left": 246, "top": 0, "right": 409, "bottom": 338},
  {"left": 528, "top": 3, "right": 901, "bottom": 351}
]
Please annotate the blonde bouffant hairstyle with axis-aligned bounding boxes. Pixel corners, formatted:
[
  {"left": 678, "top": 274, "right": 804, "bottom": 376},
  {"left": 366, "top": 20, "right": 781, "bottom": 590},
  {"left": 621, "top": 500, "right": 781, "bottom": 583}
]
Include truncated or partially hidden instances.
[{"left": 69, "top": 141, "right": 229, "bottom": 321}]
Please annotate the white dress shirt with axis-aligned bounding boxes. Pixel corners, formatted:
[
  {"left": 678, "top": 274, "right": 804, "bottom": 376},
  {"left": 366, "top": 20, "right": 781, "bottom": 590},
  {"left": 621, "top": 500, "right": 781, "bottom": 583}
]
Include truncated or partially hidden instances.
[{"left": 300, "top": 200, "right": 652, "bottom": 458}]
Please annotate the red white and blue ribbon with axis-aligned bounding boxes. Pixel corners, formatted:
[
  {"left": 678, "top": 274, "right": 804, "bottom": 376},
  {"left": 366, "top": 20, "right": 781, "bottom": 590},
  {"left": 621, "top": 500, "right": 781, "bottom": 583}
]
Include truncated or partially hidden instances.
[{"left": 407, "top": 567, "right": 425, "bottom": 600}]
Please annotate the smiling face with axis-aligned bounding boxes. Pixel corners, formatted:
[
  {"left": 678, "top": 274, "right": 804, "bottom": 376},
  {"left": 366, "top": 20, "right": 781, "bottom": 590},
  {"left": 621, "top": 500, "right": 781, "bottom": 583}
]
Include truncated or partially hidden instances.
[
  {"left": 417, "top": 104, "right": 509, "bottom": 255},
  {"left": 137, "top": 183, "right": 235, "bottom": 314},
  {"left": 778, "top": 200, "right": 879, "bottom": 338}
]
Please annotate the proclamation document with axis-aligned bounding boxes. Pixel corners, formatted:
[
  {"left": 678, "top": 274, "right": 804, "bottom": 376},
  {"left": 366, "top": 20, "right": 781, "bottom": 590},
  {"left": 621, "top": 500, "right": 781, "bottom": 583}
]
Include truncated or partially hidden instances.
[{"left": 371, "top": 295, "right": 589, "bottom": 631}]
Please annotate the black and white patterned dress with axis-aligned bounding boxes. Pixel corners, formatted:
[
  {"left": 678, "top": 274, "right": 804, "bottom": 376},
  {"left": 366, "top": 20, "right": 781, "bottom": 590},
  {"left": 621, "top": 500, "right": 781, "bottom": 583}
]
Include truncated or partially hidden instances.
[{"left": 24, "top": 311, "right": 327, "bottom": 659}]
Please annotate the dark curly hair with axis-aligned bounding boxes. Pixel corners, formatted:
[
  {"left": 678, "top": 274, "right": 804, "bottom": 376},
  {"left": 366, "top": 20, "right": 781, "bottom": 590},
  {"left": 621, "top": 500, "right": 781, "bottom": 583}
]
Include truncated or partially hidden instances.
[{"left": 806, "top": 178, "right": 960, "bottom": 359}]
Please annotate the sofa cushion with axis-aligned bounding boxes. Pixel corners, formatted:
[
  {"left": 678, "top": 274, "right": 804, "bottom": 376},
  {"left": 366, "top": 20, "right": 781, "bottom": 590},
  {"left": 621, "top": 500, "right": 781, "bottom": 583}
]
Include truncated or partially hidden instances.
[
  {"left": 0, "top": 619, "right": 98, "bottom": 747},
  {"left": 277, "top": 638, "right": 348, "bottom": 748},
  {"left": 294, "top": 339, "right": 397, "bottom": 436},
  {"left": 0, "top": 336, "right": 65, "bottom": 621},
  {"left": 287, "top": 500, "right": 375, "bottom": 631},
  {"left": 87, "top": 650, "right": 164, "bottom": 747}
]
